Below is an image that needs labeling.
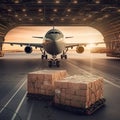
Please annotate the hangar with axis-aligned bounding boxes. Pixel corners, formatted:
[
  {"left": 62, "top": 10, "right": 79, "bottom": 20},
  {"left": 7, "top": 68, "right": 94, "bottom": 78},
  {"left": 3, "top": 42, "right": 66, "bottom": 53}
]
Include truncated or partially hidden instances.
[{"left": 0, "top": 0, "right": 120, "bottom": 57}]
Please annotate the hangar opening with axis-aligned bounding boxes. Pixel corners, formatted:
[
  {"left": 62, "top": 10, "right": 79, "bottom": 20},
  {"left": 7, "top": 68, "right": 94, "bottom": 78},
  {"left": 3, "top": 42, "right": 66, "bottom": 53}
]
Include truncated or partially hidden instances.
[
  {"left": 3, "top": 26, "right": 105, "bottom": 54},
  {"left": 0, "top": 1, "right": 120, "bottom": 57}
]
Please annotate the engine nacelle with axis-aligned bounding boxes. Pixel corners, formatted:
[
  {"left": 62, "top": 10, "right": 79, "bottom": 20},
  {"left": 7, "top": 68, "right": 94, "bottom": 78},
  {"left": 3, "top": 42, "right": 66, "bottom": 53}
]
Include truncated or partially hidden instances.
[
  {"left": 24, "top": 46, "right": 32, "bottom": 54},
  {"left": 76, "top": 46, "right": 84, "bottom": 53}
]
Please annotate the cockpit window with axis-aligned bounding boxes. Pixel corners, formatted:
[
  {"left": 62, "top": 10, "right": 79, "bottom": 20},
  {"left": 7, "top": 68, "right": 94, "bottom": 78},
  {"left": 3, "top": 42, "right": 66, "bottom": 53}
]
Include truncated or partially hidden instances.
[{"left": 48, "top": 32, "right": 60, "bottom": 34}]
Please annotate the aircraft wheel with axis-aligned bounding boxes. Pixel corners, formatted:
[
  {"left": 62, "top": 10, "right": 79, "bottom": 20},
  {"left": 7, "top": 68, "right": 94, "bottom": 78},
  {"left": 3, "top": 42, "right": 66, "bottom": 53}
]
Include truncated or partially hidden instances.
[
  {"left": 56, "top": 60, "right": 60, "bottom": 67},
  {"left": 41, "top": 55, "right": 48, "bottom": 59},
  {"left": 48, "top": 60, "right": 52, "bottom": 67},
  {"left": 61, "top": 55, "right": 63, "bottom": 59},
  {"left": 45, "top": 55, "right": 48, "bottom": 59},
  {"left": 61, "top": 55, "right": 67, "bottom": 59},
  {"left": 41, "top": 55, "right": 44, "bottom": 59},
  {"left": 65, "top": 55, "right": 67, "bottom": 59}
]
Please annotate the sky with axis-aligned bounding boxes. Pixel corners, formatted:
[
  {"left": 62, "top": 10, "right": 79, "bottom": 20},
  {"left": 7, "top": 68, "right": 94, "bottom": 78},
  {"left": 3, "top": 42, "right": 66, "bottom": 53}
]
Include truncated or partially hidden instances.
[{"left": 3, "top": 26, "right": 105, "bottom": 50}]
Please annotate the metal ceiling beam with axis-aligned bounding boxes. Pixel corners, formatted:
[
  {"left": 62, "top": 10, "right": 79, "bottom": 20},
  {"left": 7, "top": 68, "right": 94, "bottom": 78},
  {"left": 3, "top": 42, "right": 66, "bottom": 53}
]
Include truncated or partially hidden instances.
[{"left": 0, "top": 0, "right": 120, "bottom": 43}]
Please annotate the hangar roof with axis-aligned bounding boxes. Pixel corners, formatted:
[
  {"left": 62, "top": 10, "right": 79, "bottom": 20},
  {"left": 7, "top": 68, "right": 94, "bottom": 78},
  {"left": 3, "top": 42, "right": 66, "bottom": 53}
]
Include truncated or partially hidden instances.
[{"left": 0, "top": 0, "right": 120, "bottom": 42}]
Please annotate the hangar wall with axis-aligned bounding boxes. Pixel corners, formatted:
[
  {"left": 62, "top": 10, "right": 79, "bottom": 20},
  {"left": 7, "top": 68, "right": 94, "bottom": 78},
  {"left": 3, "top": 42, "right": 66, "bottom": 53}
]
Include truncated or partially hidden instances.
[{"left": 0, "top": 1, "right": 120, "bottom": 57}]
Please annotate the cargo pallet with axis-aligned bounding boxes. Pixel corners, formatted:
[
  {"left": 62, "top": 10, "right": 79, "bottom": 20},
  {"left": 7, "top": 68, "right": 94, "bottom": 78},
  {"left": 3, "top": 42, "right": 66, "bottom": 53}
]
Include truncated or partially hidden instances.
[
  {"left": 53, "top": 98, "right": 106, "bottom": 115},
  {"left": 27, "top": 93, "right": 105, "bottom": 115},
  {"left": 27, "top": 93, "right": 54, "bottom": 101}
]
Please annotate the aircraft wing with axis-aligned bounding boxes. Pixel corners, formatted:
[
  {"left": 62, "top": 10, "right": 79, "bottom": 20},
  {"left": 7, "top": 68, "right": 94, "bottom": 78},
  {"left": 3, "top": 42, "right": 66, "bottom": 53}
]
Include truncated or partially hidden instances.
[
  {"left": 65, "top": 42, "right": 105, "bottom": 48},
  {"left": 0, "top": 42, "right": 43, "bottom": 48}
]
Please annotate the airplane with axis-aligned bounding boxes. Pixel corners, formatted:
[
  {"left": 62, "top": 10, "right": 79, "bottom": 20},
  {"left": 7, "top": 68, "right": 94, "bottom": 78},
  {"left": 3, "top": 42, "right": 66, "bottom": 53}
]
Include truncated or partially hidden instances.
[{"left": 1, "top": 27, "right": 105, "bottom": 67}]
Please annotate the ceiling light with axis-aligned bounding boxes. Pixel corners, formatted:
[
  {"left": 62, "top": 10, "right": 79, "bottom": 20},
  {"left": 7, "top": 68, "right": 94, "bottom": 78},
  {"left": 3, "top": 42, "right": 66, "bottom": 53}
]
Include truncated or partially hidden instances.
[
  {"left": 55, "top": 0, "right": 60, "bottom": 4},
  {"left": 29, "top": 18, "right": 33, "bottom": 21},
  {"left": 104, "top": 14, "right": 109, "bottom": 18},
  {"left": 24, "top": 14, "right": 27, "bottom": 17},
  {"left": 88, "top": 14, "right": 92, "bottom": 18},
  {"left": 19, "top": 18, "right": 22, "bottom": 21},
  {"left": 73, "top": 0, "right": 78, "bottom": 4},
  {"left": 15, "top": 14, "right": 18, "bottom": 17},
  {"left": 37, "top": 0, "right": 42, "bottom": 3},
  {"left": 117, "top": 9, "right": 120, "bottom": 12},
  {"left": 22, "top": 8, "right": 26, "bottom": 12},
  {"left": 67, "top": 8, "right": 71, "bottom": 12},
  {"left": 96, "top": 18, "right": 103, "bottom": 21},
  {"left": 53, "top": 9, "right": 58, "bottom": 12},
  {"left": 61, "top": 18, "right": 64, "bottom": 21},
  {"left": 50, "top": 18, "right": 54, "bottom": 21},
  {"left": 72, "top": 18, "right": 75, "bottom": 21},
  {"left": 83, "top": 18, "right": 87, "bottom": 21},
  {"left": 38, "top": 8, "right": 42, "bottom": 12},
  {"left": 13, "top": 0, "right": 20, "bottom": 4},
  {"left": 95, "top": 0, "right": 100, "bottom": 4},
  {"left": 40, "top": 18, "right": 44, "bottom": 21},
  {"left": 8, "top": 9, "right": 12, "bottom": 12}
]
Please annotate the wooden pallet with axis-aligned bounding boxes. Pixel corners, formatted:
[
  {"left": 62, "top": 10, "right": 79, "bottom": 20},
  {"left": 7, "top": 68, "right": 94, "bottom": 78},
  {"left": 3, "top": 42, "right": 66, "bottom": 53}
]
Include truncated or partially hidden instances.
[
  {"left": 53, "top": 98, "right": 106, "bottom": 115},
  {"left": 27, "top": 93, "right": 54, "bottom": 101}
]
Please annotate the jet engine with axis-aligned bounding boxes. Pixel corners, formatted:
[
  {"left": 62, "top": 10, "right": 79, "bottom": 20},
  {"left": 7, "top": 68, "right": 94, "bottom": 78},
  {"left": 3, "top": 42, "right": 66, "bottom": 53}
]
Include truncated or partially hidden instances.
[
  {"left": 24, "top": 46, "right": 32, "bottom": 54},
  {"left": 76, "top": 46, "right": 84, "bottom": 53}
]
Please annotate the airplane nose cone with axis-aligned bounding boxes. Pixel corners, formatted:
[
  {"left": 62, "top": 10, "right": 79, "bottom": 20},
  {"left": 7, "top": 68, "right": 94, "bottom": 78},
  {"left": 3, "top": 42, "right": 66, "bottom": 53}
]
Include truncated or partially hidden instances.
[{"left": 50, "top": 35, "right": 61, "bottom": 41}]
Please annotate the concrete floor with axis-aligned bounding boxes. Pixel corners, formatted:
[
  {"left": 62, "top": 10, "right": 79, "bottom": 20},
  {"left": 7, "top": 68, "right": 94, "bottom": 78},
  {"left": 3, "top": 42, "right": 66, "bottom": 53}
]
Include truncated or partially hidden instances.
[{"left": 0, "top": 52, "right": 120, "bottom": 120}]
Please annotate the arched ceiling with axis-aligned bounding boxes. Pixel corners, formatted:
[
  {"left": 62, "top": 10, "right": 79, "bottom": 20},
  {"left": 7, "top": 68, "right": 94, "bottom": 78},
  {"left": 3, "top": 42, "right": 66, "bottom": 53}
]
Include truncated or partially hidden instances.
[{"left": 0, "top": 0, "right": 120, "bottom": 43}]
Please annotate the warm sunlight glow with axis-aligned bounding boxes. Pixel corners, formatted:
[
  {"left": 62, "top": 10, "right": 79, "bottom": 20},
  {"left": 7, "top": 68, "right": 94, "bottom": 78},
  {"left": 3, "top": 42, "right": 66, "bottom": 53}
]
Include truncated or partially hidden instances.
[
  {"left": 3, "top": 26, "right": 105, "bottom": 50},
  {"left": 86, "top": 43, "right": 96, "bottom": 49}
]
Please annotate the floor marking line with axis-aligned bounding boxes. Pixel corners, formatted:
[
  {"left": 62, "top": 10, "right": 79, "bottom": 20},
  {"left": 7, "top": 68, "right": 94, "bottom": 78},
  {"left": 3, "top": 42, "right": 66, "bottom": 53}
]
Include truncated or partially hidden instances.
[
  {"left": 11, "top": 92, "right": 27, "bottom": 120},
  {"left": 26, "top": 103, "right": 34, "bottom": 120},
  {"left": 67, "top": 61, "right": 120, "bottom": 89},
  {"left": 104, "top": 79, "right": 120, "bottom": 89},
  {"left": 0, "top": 78, "right": 26, "bottom": 113}
]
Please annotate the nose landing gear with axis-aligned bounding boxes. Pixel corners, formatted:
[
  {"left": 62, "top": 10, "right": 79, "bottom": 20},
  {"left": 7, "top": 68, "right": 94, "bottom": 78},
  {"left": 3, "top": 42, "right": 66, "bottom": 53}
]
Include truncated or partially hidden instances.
[
  {"left": 48, "top": 55, "right": 60, "bottom": 67},
  {"left": 48, "top": 59, "right": 60, "bottom": 67}
]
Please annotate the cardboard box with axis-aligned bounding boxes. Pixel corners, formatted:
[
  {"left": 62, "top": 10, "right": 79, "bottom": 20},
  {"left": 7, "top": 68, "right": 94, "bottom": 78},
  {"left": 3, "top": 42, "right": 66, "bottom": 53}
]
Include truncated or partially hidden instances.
[
  {"left": 54, "top": 75, "right": 104, "bottom": 108},
  {"left": 27, "top": 70, "right": 67, "bottom": 96}
]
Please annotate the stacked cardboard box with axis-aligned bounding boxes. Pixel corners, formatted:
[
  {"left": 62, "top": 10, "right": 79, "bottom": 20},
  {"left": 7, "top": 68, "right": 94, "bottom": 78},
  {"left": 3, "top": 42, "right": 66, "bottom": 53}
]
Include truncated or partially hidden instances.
[
  {"left": 27, "top": 70, "right": 67, "bottom": 96},
  {"left": 54, "top": 75, "right": 104, "bottom": 108}
]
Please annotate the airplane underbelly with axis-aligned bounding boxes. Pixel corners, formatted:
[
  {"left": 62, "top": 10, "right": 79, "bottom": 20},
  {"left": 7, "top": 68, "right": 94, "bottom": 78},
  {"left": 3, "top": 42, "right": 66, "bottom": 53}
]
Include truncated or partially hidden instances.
[{"left": 44, "top": 41, "right": 65, "bottom": 55}]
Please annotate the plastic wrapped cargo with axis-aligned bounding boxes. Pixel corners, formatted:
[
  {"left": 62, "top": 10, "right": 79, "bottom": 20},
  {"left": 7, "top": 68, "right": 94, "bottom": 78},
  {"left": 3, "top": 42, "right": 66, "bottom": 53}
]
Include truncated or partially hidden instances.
[
  {"left": 27, "top": 70, "right": 67, "bottom": 96},
  {"left": 54, "top": 75, "right": 104, "bottom": 108}
]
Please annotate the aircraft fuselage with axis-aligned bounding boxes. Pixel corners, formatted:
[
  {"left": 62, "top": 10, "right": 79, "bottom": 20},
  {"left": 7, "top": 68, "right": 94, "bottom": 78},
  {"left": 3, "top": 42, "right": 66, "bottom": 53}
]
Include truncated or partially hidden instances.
[{"left": 43, "top": 29, "right": 65, "bottom": 55}]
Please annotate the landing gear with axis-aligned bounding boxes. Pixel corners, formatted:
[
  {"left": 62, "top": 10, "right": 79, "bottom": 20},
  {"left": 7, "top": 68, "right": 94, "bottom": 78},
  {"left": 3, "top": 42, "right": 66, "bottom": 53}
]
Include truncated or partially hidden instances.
[
  {"left": 48, "top": 60, "right": 52, "bottom": 67},
  {"left": 48, "top": 55, "right": 60, "bottom": 67},
  {"left": 61, "top": 49, "right": 68, "bottom": 59},
  {"left": 61, "top": 54, "right": 67, "bottom": 59},
  {"left": 40, "top": 49, "right": 47, "bottom": 60},
  {"left": 48, "top": 59, "right": 60, "bottom": 67},
  {"left": 41, "top": 54, "right": 47, "bottom": 60}
]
